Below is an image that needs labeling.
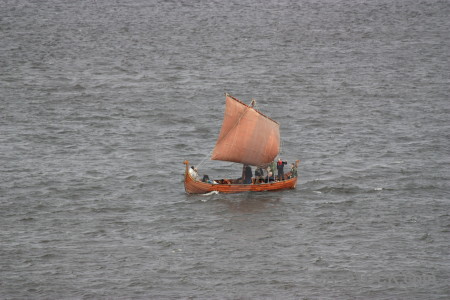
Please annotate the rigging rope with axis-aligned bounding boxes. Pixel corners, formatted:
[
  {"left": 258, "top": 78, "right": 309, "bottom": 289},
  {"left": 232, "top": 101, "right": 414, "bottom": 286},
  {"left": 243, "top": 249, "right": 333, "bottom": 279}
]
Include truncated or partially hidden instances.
[{"left": 196, "top": 148, "right": 214, "bottom": 169}]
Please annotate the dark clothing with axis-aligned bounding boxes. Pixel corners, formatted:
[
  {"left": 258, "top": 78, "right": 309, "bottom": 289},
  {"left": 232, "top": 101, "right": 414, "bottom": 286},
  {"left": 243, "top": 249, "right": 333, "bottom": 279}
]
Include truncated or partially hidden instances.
[
  {"left": 265, "top": 175, "right": 275, "bottom": 183},
  {"left": 243, "top": 165, "right": 253, "bottom": 184},
  {"left": 254, "top": 167, "right": 264, "bottom": 183},
  {"left": 255, "top": 167, "right": 264, "bottom": 177},
  {"left": 277, "top": 160, "right": 287, "bottom": 180}
]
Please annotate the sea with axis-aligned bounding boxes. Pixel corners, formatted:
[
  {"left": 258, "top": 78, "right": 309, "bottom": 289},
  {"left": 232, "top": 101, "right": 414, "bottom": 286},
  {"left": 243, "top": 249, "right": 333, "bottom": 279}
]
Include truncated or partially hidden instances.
[{"left": 1, "top": 0, "right": 449, "bottom": 299}]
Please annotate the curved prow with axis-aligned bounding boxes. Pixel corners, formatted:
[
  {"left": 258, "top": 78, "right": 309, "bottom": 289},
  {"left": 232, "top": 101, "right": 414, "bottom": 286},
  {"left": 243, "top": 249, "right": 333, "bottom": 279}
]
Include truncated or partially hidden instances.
[{"left": 183, "top": 160, "right": 190, "bottom": 179}]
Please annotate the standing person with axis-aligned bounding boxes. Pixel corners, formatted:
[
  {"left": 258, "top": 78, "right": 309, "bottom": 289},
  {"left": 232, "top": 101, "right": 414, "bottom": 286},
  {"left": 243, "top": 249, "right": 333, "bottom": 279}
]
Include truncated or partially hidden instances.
[
  {"left": 269, "top": 160, "right": 276, "bottom": 177},
  {"left": 243, "top": 165, "right": 253, "bottom": 184},
  {"left": 254, "top": 166, "right": 264, "bottom": 183},
  {"left": 276, "top": 158, "right": 287, "bottom": 181},
  {"left": 290, "top": 163, "right": 298, "bottom": 178}
]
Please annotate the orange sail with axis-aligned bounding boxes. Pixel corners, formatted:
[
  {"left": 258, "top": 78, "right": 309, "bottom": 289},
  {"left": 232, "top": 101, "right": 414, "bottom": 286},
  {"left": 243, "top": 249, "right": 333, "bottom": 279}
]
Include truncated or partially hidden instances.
[{"left": 211, "top": 94, "right": 280, "bottom": 166}]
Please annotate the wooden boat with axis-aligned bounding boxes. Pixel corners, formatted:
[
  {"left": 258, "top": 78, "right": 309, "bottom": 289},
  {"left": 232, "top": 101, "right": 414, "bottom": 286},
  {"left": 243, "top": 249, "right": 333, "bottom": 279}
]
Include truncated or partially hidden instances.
[{"left": 184, "top": 93, "right": 299, "bottom": 194}]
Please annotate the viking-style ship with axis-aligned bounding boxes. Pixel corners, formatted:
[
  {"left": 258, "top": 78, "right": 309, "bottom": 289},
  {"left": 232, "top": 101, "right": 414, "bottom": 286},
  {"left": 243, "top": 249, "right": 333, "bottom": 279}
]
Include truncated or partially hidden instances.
[{"left": 184, "top": 93, "right": 298, "bottom": 194}]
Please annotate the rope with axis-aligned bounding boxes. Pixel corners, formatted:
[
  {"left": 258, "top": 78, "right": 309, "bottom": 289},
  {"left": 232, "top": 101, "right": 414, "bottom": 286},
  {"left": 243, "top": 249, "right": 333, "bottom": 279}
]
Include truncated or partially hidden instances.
[
  {"left": 196, "top": 148, "right": 214, "bottom": 169},
  {"left": 279, "top": 137, "right": 284, "bottom": 156}
]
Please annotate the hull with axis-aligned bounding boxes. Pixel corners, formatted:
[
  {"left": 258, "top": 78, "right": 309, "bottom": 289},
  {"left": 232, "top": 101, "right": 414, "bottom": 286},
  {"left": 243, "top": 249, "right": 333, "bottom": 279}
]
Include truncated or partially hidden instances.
[{"left": 183, "top": 161, "right": 298, "bottom": 194}]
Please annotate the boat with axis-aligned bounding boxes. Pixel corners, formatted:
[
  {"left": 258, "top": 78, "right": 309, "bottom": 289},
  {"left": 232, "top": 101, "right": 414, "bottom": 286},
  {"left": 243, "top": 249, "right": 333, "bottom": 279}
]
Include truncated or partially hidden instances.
[{"left": 183, "top": 93, "right": 299, "bottom": 194}]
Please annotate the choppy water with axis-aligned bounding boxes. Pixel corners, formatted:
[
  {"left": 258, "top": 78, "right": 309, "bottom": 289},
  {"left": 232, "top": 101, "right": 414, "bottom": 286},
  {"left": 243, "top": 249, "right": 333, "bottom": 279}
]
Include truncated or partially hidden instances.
[{"left": 1, "top": 0, "right": 449, "bottom": 299}]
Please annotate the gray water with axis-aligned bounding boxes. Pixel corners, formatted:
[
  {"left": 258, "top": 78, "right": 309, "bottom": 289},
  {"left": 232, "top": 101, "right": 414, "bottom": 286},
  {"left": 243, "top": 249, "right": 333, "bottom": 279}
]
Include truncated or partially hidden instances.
[{"left": 1, "top": 0, "right": 449, "bottom": 299}]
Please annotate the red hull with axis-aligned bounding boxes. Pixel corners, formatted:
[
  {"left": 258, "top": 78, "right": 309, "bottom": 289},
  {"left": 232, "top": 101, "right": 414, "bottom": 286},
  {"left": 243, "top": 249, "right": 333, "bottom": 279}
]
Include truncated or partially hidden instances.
[{"left": 183, "top": 161, "right": 298, "bottom": 194}]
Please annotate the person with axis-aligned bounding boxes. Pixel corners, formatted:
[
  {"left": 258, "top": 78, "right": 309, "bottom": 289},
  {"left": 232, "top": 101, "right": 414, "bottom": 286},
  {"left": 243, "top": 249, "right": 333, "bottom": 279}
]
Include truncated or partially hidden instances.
[
  {"left": 269, "top": 160, "right": 276, "bottom": 177},
  {"left": 254, "top": 166, "right": 264, "bottom": 183},
  {"left": 265, "top": 168, "right": 275, "bottom": 182},
  {"left": 202, "top": 174, "right": 210, "bottom": 182},
  {"left": 202, "top": 174, "right": 218, "bottom": 184},
  {"left": 277, "top": 158, "right": 287, "bottom": 181},
  {"left": 243, "top": 165, "right": 253, "bottom": 184},
  {"left": 189, "top": 166, "right": 199, "bottom": 181},
  {"left": 290, "top": 163, "right": 298, "bottom": 178}
]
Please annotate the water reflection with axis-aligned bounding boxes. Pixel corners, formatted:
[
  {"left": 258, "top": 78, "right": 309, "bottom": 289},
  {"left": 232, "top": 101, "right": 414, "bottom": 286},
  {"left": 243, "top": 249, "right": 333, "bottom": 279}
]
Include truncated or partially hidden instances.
[{"left": 218, "top": 193, "right": 281, "bottom": 214}]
